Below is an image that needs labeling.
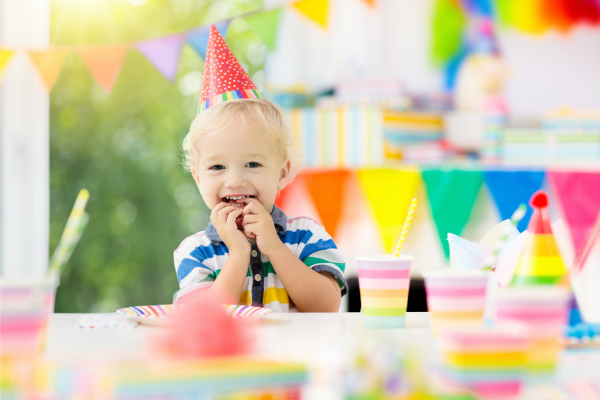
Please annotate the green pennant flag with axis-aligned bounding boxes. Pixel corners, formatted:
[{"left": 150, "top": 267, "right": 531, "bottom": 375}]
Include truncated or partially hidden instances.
[
  {"left": 422, "top": 169, "right": 483, "bottom": 258},
  {"left": 243, "top": 8, "right": 282, "bottom": 50}
]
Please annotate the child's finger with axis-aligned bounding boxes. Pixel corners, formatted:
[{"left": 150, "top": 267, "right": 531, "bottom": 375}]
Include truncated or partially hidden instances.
[
  {"left": 218, "top": 205, "right": 241, "bottom": 226},
  {"left": 242, "top": 200, "right": 264, "bottom": 215},
  {"left": 210, "top": 202, "right": 228, "bottom": 222},
  {"left": 243, "top": 222, "right": 257, "bottom": 238},
  {"left": 226, "top": 209, "right": 243, "bottom": 228},
  {"left": 242, "top": 214, "right": 260, "bottom": 226}
]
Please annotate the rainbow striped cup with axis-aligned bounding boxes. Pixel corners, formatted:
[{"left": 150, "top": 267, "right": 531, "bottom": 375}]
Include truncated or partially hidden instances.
[
  {"left": 0, "top": 276, "right": 57, "bottom": 356},
  {"left": 438, "top": 322, "right": 531, "bottom": 399},
  {"left": 423, "top": 270, "right": 489, "bottom": 330},
  {"left": 356, "top": 255, "right": 412, "bottom": 329},
  {"left": 494, "top": 287, "right": 568, "bottom": 372}
]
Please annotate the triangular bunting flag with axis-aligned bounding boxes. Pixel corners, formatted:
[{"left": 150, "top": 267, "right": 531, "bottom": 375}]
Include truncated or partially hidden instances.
[
  {"left": 299, "top": 169, "right": 351, "bottom": 239},
  {"left": 484, "top": 170, "right": 545, "bottom": 232},
  {"left": 28, "top": 48, "right": 71, "bottom": 90},
  {"left": 275, "top": 173, "right": 321, "bottom": 222},
  {"left": 293, "top": 0, "right": 329, "bottom": 28},
  {"left": 136, "top": 34, "right": 185, "bottom": 82},
  {"left": 275, "top": 175, "right": 299, "bottom": 212},
  {"left": 187, "top": 20, "right": 231, "bottom": 60},
  {"left": 243, "top": 8, "right": 282, "bottom": 50},
  {"left": 78, "top": 45, "right": 129, "bottom": 93},
  {"left": 422, "top": 169, "right": 484, "bottom": 258},
  {"left": 548, "top": 171, "right": 600, "bottom": 257},
  {"left": 356, "top": 168, "right": 421, "bottom": 253},
  {"left": 1, "top": 49, "right": 15, "bottom": 81}
]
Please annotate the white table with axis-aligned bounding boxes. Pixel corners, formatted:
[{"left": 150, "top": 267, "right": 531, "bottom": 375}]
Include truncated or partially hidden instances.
[{"left": 45, "top": 313, "right": 600, "bottom": 400}]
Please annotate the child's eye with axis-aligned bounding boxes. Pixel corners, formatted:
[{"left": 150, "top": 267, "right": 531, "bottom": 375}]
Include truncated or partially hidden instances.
[
  {"left": 246, "top": 162, "right": 261, "bottom": 168},
  {"left": 209, "top": 165, "right": 225, "bottom": 170}
]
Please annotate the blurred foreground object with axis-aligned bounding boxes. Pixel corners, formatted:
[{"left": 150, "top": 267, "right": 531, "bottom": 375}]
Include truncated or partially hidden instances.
[
  {"left": 152, "top": 290, "right": 254, "bottom": 358},
  {"left": 1, "top": 189, "right": 89, "bottom": 356},
  {"left": 0, "top": 275, "right": 58, "bottom": 356},
  {"left": 495, "top": 287, "right": 569, "bottom": 371},
  {"left": 438, "top": 322, "right": 531, "bottom": 399}
]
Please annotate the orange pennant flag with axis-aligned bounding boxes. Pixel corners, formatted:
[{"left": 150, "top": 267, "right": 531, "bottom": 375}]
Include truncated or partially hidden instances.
[
  {"left": 28, "top": 49, "right": 71, "bottom": 90},
  {"left": 78, "top": 45, "right": 129, "bottom": 93},
  {"left": 299, "top": 169, "right": 351, "bottom": 239},
  {"left": 293, "top": 0, "right": 329, "bottom": 27},
  {"left": 1, "top": 49, "right": 15, "bottom": 81}
]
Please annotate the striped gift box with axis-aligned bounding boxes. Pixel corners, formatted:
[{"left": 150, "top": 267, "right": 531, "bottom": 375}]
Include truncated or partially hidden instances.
[
  {"left": 356, "top": 255, "right": 412, "bottom": 329},
  {"left": 423, "top": 270, "right": 489, "bottom": 330}
]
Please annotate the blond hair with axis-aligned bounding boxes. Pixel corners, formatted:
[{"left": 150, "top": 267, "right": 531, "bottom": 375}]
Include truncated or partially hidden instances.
[{"left": 182, "top": 98, "right": 300, "bottom": 182}]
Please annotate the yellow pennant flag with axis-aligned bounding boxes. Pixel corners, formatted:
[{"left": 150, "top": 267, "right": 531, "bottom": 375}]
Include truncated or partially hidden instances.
[
  {"left": 28, "top": 48, "right": 71, "bottom": 90},
  {"left": 1, "top": 49, "right": 15, "bottom": 81},
  {"left": 293, "top": 0, "right": 329, "bottom": 28},
  {"left": 356, "top": 168, "right": 421, "bottom": 253}
]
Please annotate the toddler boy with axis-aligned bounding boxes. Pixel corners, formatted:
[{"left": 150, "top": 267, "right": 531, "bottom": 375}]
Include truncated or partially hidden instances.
[{"left": 173, "top": 26, "right": 347, "bottom": 312}]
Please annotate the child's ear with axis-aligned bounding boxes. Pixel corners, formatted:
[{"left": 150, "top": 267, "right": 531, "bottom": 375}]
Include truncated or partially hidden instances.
[
  {"left": 190, "top": 165, "right": 201, "bottom": 187},
  {"left": 277, "top": 158, "right": 291, "bottom": 191}
]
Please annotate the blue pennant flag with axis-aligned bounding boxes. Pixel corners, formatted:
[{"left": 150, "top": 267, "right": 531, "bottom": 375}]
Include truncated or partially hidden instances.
[
  {"left": 484, "top": 170, "right": 546, "bottom": 232},
  {"left": 187, "top": 20, "right": 231, "bottom": 60}
]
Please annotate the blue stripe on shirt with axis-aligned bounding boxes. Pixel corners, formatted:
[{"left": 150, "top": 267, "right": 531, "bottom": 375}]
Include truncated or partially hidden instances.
[
  {"left": 299, "top": 239, "right": 338, "bottom": 262},
  {"left": 189, "top": 242, "right": 229, "bottom": 263},
  {"left": 177, "top": 258, "right": 213, "bottom": 283},
  {"left": 279, "top": 228, "right": 314, "bottom": 246}
]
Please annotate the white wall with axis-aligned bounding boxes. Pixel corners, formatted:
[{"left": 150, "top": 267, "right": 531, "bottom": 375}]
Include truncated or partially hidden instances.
[
  {"left": 266, "top": 0, "right": 600, "bottom": 116},
  {"left": 499, "top": 26, "right": 600, "bottom": 116},
  {"left": 1, "top": 0, "right": 50, "bottom": 277}
]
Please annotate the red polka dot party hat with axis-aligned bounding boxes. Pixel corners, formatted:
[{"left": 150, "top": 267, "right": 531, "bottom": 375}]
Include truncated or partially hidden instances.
[{"left": 197, "top": 25, "right": 262, "bottom": 115}]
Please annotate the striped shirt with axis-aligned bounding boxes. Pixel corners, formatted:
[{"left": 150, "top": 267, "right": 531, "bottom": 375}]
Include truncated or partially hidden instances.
[{"left": 173, "top": 205, "right": 347, "bottom": 312}]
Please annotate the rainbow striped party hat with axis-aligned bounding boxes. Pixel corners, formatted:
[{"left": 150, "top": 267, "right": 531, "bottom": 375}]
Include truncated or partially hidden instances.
[
  {"left": 511, "top": 191, "right": 568, "bottom": 286},
  {"left": 197, "top": 25, "right": 262, "bottom": 115}
]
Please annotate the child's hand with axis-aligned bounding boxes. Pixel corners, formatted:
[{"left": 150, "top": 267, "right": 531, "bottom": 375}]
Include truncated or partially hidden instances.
[
  {"left": 210, "top": 203, "right": 250, "bottom": 257},
  {"left": 240, "top": 198, "right": 283, "bottom": 257}
]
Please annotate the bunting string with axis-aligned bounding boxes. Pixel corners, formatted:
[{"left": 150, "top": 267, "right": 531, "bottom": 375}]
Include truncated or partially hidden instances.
[{"left": 0, "top": 0, "right": 329, "bottom": 91}]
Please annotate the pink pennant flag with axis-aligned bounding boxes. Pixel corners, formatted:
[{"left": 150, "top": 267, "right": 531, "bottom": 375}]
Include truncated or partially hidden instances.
[
  {"left": 548, "top": 171, "right": 600, "bottom": 257},
  {"left": 136, "top": 34, "right": 185, "bottom": 82}
]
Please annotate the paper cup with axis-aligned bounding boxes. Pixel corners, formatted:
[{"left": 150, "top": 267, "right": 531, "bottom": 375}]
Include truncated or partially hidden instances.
[
  {"left": 494, "top": 287, "right": 568, "bottom": 372},
  {"left": 438, "top": 322, "right": 531, "bottom": 399},
  {"left": 0, "top": 276, "right": 58, "bottom": 356},
  {"left": 423, "top": 270, "right": 489, "bottom": 330},
  {"left": 356, "top": 255, "right": 412, "bottom": 329}
]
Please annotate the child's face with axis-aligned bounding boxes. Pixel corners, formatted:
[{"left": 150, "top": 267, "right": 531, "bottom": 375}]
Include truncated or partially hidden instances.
[{"left": 191, "top": 124, "right": 290, "bottom": 215}]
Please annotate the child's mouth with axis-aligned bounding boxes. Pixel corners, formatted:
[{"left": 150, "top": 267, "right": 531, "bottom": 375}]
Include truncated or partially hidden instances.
[
  {"left": 221, "top": 195, "right": 256, "bottom": 227},
  {"left": 221, "top": 195, "right": 256, "bottom": 208}
]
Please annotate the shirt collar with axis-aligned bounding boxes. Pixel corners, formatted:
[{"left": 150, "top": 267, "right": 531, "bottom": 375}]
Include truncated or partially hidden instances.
[{"left": 205, "top": 204, "right": 287, "bottom": 242}]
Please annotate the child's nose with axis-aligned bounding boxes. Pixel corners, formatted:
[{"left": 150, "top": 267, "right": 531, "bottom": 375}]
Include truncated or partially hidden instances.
[{"left": 224, "top": 169, "right": 246, "bottom": 188}]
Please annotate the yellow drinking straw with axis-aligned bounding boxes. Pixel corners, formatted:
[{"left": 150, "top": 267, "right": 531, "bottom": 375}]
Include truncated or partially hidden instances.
[
  {"left": 49, "top": 189, "right": 90, "bottom": 276},
  {"left": 394, "top": 198, "right": 418, "bottom": 257}
]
